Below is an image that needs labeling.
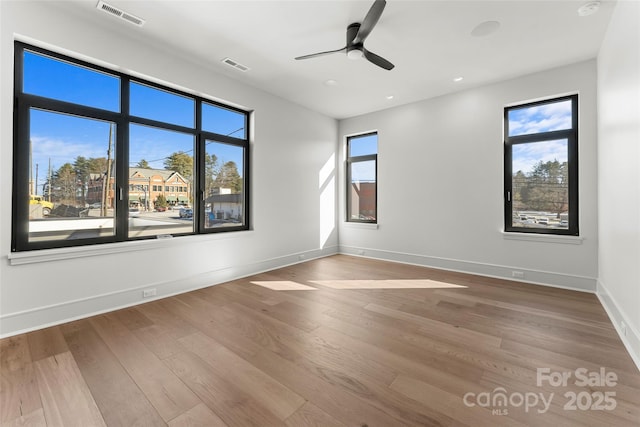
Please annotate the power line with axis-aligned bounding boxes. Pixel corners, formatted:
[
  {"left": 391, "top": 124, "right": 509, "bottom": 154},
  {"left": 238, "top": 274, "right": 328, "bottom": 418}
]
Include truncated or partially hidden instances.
[{"left": 129, "top": 127, "right": 245, "bottom": 166}]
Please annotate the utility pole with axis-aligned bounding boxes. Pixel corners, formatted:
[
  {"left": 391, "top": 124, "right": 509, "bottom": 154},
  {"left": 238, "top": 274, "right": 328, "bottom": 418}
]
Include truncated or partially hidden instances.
[
  {"left": 102, "top": 124, "right": 114, "bottom": 217},
  {"left": 35, "top": 163, "right": 39, "bottom": 196},
  {"left": 47, "top": 158, "right": 52, "bottom": 202},
  {"left": 29, "top": 141, "right": 33, "bottom": 195}
]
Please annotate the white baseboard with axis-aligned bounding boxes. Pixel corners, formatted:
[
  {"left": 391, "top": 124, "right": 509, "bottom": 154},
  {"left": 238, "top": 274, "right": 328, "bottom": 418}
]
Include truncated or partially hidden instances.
[
  {"left": 339, "top": 245, "right": 597, "bottom": 293},
  {"left": 0, "top": 245, "right": 338, "bottom": 338},
  {"left": 596, "top": 280, "right": 640, "bottom": 372}
]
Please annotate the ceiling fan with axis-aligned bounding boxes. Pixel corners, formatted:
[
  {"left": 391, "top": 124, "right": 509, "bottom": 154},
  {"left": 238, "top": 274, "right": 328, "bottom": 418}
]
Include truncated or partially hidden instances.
[{"left": 295, "top": 0, "right": 394, "bottom": 70}]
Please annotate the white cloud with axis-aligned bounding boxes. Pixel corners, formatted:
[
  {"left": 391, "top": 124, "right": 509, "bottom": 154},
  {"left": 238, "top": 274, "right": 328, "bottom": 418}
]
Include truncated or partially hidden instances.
[{"left": 512, "top": 139, "right": 567, "bottom": 173}]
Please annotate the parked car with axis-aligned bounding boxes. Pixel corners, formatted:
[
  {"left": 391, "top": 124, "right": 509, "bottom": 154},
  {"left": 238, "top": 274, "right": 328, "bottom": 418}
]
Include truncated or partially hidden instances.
[
  {"left": 129, "top": 207, "right": 140, "bottom": 217},
  {"left": 179, "top": 208, "right": 193, "bottom": 218},
  {"left": 155, "top": 206, "right": 167, "bottom": 212}
]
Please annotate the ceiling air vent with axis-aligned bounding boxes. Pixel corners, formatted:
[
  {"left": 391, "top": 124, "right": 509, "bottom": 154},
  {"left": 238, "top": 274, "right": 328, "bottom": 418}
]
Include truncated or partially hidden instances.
[
  {"left": 222, "top": 58, "right": 250, "bottom": 72},
  {"left": 96, "top": 1, "right": 145, "bottom": 27}
]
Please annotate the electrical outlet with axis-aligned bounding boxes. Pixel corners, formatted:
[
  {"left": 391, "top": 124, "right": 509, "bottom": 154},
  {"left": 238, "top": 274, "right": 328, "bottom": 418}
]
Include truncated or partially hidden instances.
[
  {"left": 512, "top": 271, "right": 525, "bottom": 279},
  {"left": 143, "top": 288, "right": 156, "bottom": 298},
  {"left": 358, "top": 250, "right": 365, "bottom": 255},
  {"left": 621, "top": 321, "right": 627, "bottom": 337},
  {"left": 298, "top": 254, "right": 306, "bottom": 260}
]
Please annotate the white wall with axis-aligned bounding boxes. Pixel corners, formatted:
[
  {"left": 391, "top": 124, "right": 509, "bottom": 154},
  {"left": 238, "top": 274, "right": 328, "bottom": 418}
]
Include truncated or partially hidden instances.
[
  {"left": 596, "top": 0, "right": 640, "bottom": 368},
  {"left": 339, "top": 60, "right": 598, "bottom": 291},
  {"left": 0, "top": 1, "right": 338, "bottom": 336}
]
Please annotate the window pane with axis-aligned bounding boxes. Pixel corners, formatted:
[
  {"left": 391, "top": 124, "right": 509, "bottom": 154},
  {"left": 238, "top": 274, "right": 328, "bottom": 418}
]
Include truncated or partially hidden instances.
[
  {"left": 508, "top": 99, "right": 572, "bottom": 137},
  {"left": 204, "top": 141, "right": 244, "bottom": 228},
  {"left": 27, "top": 109, "right": 116, "bottom": 243},
  {"left": 349, "top": 133, "right": 377, "bottom": 157},
  {"left": 129, "top": 124, "right": 194, "bottom": 237},
  {"left": 202, "top": 102, "right": 246, "bottom": 138},
  {"left": 130, "top": 82, "right": 194, "bottom": 128},
  {"left": 349, "top": 160, "right": 376, "bottom": 221},
  {"left": 23, "top": 51, "right": 120, "bottom": 111},
  {"left": 511, "top": 139, "right": 569, "bottom": 229}
]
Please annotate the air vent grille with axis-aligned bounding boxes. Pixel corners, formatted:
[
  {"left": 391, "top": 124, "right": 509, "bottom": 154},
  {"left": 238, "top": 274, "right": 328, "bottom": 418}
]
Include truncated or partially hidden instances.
[
  {"left": 222, "top": 58, "right": 250, "bottom": 72},
  {"left": 96, "top": 1, "right": 145, "bottom": 27}
]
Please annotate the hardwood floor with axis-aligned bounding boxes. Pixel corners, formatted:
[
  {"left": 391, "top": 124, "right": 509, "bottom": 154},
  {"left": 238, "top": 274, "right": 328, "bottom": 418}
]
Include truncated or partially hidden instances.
[{"left": 1, "top": 255, "right": 639, "bottom": 426}]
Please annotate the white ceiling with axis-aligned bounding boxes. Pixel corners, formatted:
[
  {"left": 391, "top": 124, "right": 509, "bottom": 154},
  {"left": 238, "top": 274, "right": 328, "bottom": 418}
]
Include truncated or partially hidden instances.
[{"left": 52, "top": 0, "right": 615, "bottom": 119}]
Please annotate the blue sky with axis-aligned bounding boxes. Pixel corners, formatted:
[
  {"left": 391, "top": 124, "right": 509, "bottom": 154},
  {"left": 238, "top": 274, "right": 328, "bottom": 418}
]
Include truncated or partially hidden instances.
[
  {"left": 25, "top": 50, "right": 244, "bottom": 193},
  {"left": 350, "top": 133, "right": 377, "bottom": 182},
  {"left": 509, "top": 100, "right": 572, "bottom": 173}
]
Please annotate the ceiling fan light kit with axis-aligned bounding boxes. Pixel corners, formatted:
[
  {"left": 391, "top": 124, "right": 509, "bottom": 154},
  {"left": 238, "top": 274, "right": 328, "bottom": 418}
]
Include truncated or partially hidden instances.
[{"left": 295, "top": 0, "right": 394, "bottom": 70}]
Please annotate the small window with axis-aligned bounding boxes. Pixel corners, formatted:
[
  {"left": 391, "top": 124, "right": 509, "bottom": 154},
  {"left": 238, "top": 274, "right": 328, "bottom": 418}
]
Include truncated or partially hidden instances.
[
  {"left": 25, "top": 109, "right": 117, "bottom": 244},
  {"left": 202, "top": 102, "right": 246, "bottom": 138},
  {"left": 130, "top": 82, "right": 195, "bottom": 128},
  {"left": 128, "top": 124, "right": 194, "bottom": 238},
  {"left": 346, "top": 132, "right": 377, "bottom": 223},
  {"left": 504, "top": 95, "right": 578, "bottom": 235},
  {"left": 23, "top": 50, "right": 120, "bottom": 112},
  {"left": 204, "top": 141, "right": 247, "bottom": 230}
]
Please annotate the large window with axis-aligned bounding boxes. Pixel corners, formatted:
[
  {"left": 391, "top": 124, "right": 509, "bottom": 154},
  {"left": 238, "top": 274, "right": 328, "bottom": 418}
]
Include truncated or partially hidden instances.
[
  {"left": 346, "top": 132, "right": 377, "bottom": 223},
  {"left": 12, "top": 42, "right": 250, "bottom": 252},
  {"left": 504, "top": 95, "right": 578, "bottom": 235}
]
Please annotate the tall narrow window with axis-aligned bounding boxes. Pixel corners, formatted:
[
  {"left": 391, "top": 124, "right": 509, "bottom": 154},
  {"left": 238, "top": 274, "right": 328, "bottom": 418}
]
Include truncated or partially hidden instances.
[
  {"left": 12, "top": 42, "right": 250, "bottom": 252},
  {"left": 346, "top": 132, "right": 377, "bottom": 223},
  {"left": 504, "top": 95, "right": 578, "bottom": 235}
]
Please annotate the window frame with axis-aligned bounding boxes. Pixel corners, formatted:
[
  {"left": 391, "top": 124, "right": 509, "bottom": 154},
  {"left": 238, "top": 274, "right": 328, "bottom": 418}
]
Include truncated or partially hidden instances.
[
  {"left": 503, "top": 94, "right": 578, "bottom": 236},
  {"left": 12, "top": 41, "right": 250, "bottom": 252},
  {"left": 346, "top": 132, "right": 378, "bottom": 224}
]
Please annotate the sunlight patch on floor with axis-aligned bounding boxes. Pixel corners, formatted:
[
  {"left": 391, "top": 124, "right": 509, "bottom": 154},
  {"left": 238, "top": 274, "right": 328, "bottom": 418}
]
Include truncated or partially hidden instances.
[
  {"left": 309, "top": 279, "right": 467, "bottom": 290},
  {"left": 250, "top": 281, "right": 318, "bottom": 291}
]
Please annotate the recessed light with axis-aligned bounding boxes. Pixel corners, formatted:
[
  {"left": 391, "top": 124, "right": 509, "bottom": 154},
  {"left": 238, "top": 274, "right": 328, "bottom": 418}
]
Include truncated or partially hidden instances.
[
  {"left": 453, "top": 76, "right": 464, "bottom": 82},
  {"left": 471, "top": 20, "right": 501, "bottom": 37},
  {"left": 578, "top": 1, "right": 600, "bottom": 16},
  {"left": 386, "top": 95, "right": 395, "bottom": 100},
  {"left": 324, "top": 79, "right": 338, "bottom": 86}
]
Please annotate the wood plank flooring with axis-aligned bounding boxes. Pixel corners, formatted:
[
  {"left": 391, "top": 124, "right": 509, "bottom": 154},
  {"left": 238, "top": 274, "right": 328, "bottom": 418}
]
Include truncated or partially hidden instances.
[{"left": 1, "top": 255, "right": 638, "bottom": 426}]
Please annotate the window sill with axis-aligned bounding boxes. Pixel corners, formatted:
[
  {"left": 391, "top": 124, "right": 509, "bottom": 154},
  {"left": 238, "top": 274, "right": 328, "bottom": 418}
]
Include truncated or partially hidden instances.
[
  {"left": 343, "top": 222, "right": 379, "bottom": 230},
  {"left": 7, "top": 231, "right": 252, "bottom": 266},
  {"left": 501, "top": 231, "right": 583, "bottom": 245}
]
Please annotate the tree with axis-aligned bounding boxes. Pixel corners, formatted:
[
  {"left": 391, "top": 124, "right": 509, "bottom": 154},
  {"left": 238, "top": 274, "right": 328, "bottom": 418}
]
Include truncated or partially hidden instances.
[
  {"left": 519, "top": 160, "right": 568, "bottom": 216},
  {"left": 213, "top": 161, "right": 242, "bottom": 193},
  {"left": 87, "top": 157, "right": 108, "bottom": 173},
  {"left": 164, "top": 151, "right": 193, "bottom": 178},
  {"left": 155, "top": 194, "right": 168, "bottom": 209},
  {"left": 512, "top": 170, "right": 527, "bottom": 211},
  {"left": 72, "top": 156, "right": 109, "bottom": 206},
  {"left": 136, "top": 159, "right": 151, "bottom": 169},
  {"left": 205, "top": 153, "right": 219, "bottom": 195},
  {"left": 73, "top": 156, "right": 90, "bottom": 205},
  {"left": 52, "top": 163, "right": 77, "bottom": 205}
]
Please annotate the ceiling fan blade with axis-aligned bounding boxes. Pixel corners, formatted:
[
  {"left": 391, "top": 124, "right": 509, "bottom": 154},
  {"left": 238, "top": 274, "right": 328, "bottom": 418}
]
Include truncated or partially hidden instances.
[
  {"left": 363, "top": 48, "right": 394, "bottom": 70},
  {"left": 295, "top": 47, "right": 347, "bottom": 60},
  {"left": 353, "top": 0, "right": 386, "bottom": 44}
]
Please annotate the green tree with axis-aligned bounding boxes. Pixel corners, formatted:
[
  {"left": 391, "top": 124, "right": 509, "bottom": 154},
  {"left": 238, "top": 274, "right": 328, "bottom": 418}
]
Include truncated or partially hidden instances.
[
  {"left": 213, "top": 161, "right": 242, "bottom": 193},
  {"left": 73, "top": 156, "right": 90, "bottom": 205},
  {"left": 155, "top": 194, "right": 168, "bottom": 209},
  {"left": 87, "top": 157, "right": 108, "bottom": 173},
  {"left": 164, "top": 151, "right": 193, "bottom": 178},
  {"left": 136, "top": 159, "right": 151, "bottom": 169}
]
